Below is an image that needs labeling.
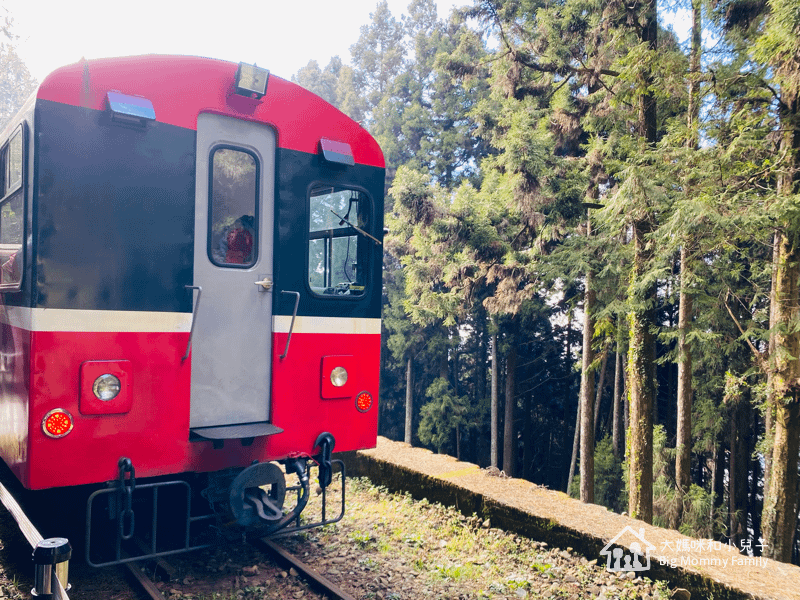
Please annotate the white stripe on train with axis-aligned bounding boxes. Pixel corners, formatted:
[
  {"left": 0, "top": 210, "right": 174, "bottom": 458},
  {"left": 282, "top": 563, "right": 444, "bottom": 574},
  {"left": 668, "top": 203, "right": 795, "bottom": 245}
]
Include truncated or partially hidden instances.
[{"left": 0, "top": 306, "right": 380, "bottom": 335}]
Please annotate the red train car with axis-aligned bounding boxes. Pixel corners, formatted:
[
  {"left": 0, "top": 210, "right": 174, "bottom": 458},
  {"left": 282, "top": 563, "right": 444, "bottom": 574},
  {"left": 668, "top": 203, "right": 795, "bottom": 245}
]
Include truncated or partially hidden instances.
[{"left": 0, "top": 55, "right": 383, "bottom": 564}]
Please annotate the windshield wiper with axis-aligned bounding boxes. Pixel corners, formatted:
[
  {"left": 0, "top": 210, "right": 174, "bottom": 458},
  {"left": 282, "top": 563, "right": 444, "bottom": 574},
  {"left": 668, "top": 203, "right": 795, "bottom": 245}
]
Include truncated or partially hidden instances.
[{"left": 330, "top": 210, "right": 382, "bottom": 246}]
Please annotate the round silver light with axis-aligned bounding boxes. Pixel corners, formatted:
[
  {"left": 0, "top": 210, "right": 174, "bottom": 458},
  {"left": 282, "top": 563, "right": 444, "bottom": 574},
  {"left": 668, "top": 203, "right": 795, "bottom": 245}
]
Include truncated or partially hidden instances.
[
  {"left": 330, "top": 366, "right": 348, "bottom": 387},
  {"left": 93, "top": 374, "right": 121, "bottom": 401}
]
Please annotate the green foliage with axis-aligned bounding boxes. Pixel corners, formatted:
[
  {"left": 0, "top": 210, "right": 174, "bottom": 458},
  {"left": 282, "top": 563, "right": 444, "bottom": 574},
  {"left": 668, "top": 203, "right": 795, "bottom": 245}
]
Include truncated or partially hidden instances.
[
  {"left": 284, "top": 0, "right": 800, "bottom": 556},
  {"left": 0, "top": 12, "right": 37, "bottom": 130},
  {"left": 291, "top": 57, "right": 344, "bottom": 107},
  {"left": 418, "top": 377, "right": 470, "bottom": 453},
  {"left": 648, "top": 423, "right": 725, "bottom": 538},
  {"left": 594, "top": 436, "right": 626, "bottom": 513},
  {"left": 753, "top": 0, "right": 800, "bottom": 97}
]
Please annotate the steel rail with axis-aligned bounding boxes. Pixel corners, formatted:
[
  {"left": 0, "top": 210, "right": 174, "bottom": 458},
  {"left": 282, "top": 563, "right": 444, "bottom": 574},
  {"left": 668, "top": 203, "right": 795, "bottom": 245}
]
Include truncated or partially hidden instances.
[
  {"left": 121, "top": 559, "right": 167, "bottom": 600},
  {"left": 253, "top": 537, "right": 357, "bottom": 600}
]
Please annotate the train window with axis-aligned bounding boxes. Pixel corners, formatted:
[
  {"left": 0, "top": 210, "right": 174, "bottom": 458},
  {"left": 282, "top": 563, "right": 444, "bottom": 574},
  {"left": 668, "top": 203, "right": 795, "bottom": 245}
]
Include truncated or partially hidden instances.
[
  {"left": 308, "top": 186, "right": 369, "bottom": 297},
  {"left": 0, "top": 127, "right": 23, "bottom": 291},
  {"left": 208, "top": 147, "right": 258, "bottom": 268},
  {"left": 6, "top": 131, "right": 22, "bottom": 193}
]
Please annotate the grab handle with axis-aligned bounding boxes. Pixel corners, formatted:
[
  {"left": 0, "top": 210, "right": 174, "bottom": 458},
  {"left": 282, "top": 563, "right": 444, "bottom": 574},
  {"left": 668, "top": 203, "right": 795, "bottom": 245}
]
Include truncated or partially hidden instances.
[
  {"left": 183, "top": 285, "right": 202, "bottom": 361},
  {"left": 280, "top": 291, "right": 300, "bottom": 359}
]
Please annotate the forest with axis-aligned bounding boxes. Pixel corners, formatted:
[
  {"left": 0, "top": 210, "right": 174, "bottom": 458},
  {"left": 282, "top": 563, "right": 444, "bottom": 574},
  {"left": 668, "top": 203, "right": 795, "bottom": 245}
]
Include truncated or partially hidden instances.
[{"left": 290, "top": 0, "right": 800, "bottom": 566}]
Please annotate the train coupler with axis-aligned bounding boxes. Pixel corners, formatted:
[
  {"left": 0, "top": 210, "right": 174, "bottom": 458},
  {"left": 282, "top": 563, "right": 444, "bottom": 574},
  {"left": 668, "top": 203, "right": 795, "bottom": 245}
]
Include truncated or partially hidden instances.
[
  {"left": 314, "top": 432, "right": 335, "bottom": 489},
  {"left": 228, "top": 462, "right": 287, "bottom": 527}
]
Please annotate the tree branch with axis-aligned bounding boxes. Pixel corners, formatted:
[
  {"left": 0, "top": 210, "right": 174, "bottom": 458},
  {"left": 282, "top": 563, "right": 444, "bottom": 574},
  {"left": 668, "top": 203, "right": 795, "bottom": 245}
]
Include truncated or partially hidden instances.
[{"left": 724, "top": 290, "right": 768, "bottom": 372}]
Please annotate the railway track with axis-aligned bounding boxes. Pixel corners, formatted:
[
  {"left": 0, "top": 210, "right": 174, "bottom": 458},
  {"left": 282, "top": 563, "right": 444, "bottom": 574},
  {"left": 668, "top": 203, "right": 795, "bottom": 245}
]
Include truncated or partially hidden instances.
[
  {"left": 0, "top": 473, "right": 353, "bottom": 600},
  {"left": 120, "top": 537, "right": 357, "bottom": 600},
  {"left": 0, "top": 458, "right": 354, "bottom": 600},
  {"left": 0, "top": 493, "right": 358, "bottom": 600},
  {"left": 253, "top": 537, "right": 357, "bottom": 600}
]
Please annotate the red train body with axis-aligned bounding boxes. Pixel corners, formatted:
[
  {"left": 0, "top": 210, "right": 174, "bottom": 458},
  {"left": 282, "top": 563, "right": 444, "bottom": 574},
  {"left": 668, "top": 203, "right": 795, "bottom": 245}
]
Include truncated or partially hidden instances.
[{"left": 0, "top": 55, "right": 383, "bottom": 560}]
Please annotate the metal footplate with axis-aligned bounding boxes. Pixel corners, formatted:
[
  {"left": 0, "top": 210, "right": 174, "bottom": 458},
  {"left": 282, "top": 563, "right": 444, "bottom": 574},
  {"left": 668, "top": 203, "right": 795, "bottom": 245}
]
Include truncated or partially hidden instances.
[{"left": 189, "top": 422, "right": 284, "bottom": 449}]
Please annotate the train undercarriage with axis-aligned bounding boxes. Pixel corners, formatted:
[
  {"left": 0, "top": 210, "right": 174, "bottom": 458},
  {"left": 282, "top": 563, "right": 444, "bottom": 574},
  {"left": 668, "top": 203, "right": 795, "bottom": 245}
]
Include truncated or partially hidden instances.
[{"left": 85, "top": 433, "right": 344, "bottom": 567}]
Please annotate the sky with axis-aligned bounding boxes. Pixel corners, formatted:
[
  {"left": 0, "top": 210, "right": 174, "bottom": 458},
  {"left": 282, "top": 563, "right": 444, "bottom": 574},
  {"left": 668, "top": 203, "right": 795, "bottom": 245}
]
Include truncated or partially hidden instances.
[
  {"left": 5, "top": 0, "right": 466, "bottom": 83},
  {"left": 5, "top": 0, "right": 692, "bottom": 86}
]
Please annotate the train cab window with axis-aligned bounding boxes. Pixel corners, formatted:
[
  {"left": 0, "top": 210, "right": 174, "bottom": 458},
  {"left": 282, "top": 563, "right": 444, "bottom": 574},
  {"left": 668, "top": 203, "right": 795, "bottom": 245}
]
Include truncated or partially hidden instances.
[
  {"left": 208, "top": 147, "right": 258, "bottom": 267},
  {"left": 308, "top": 186, "right": 369, "bottom": 297},
  {"left": 0, "top": 128, "right": 23, "bottom": 291}
]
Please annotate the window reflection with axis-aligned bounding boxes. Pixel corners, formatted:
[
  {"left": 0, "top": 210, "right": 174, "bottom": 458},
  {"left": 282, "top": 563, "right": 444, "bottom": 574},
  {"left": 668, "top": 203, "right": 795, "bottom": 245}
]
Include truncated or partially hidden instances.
[
  {"left": 308, "top": 186, "right": 369, "bottom": 296},
  {"left": 0, "top": 128, "right": 23, "bottom": 290},
  {"left": 209, "top": 148, "right": 258, "bottom": 267}
]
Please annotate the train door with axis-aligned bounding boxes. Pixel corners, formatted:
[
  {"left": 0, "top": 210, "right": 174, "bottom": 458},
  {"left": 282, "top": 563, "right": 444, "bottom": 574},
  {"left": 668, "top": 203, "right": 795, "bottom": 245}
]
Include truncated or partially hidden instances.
[{"left": 189, "top": 113, "right": 276, "bottom": 435}]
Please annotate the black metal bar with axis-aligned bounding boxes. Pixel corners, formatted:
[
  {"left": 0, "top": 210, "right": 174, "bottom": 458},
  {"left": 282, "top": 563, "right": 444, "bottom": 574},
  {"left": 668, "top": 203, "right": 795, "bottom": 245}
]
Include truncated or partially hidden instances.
[
  {"left": 151, "top": 486, "right": 159, "bottom": 556},
  {"left": 324, "top": 236, "right": 330, "bottom": 288},
  {"left": 272, "top": 460, "right": 346, "bottom": 537},
  {"left": 321, "top": 479, "right": 327, "bottom": 523},
  {"left": 86, "top": 480, "right": 214, "bottom": 568}
]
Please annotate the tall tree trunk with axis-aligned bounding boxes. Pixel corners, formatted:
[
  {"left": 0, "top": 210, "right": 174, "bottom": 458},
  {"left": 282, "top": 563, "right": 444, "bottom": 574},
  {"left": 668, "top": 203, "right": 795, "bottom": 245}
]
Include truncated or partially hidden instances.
[
  {"left": 627, "top": 0, "right": 658, "bottom": 525},
  {"left": 750, "top": 424, "right": 764, "bottom": 553},
  {"left": 763, "top": 238, "right": 800, "bottom": 562},
  {"left": 491, "top": 327, "right": 499, "bottom": 468},
  {"left": 762, "top": 94, "right": 800, "bottom": 563},
  {"left": 405, "top": 357, "right": 413, "bottom": 445},
  {"left": 740, "top": 400, "right": 753, "bottom": 548},
  {"left": 627, "top": 222, "right": 656, "bottom": 524},
  {"left": 566, "top": 309, "right": 577, "bottom": 491},
  {"left": 612, "top": 349, "right": 623, "bottom": 460},
  {"left": 729, "top": 399, "right": 751, "bottom": 549},
  {"left": 523, "top": 391, "right": 533, "bottom": 480},
  {"left": 711, "top": 444, "right": 724, "bottom": 536},
  {"left": 503, "top": 342, "right": 517, "bottom": 476},
  {"left": 676, "top": 0, "right": 700, "bottom": 517},
  {"left": 676, "top": 245, "right": 693, "bottom": 499},
  {"left": 764, "top": 231, "right": 781, "bottom": 493},
  {"left": 580, "top": 221, "right": 597, "bottom": 503},
  {"left": 568, "top": 399, "right": 580, "bottom": 494},
  {"left": 454, "top": 351, "right": 460, "bottom": 460},
  {"left": 623, "top": 361, "right": 629, "bottom": 445},
  {"left": 593, "top": 343, "right": 610, "bottom": 437},
  {"left": 478, "top": 308, "right": 488, "bottom": 402}
]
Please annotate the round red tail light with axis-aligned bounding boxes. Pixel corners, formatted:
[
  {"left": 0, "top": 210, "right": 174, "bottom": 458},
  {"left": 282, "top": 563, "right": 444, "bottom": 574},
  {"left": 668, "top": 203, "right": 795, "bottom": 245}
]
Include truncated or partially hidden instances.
[
  {"left": 42, "top": 409, "right": 74, "bottom": 438},
  {"left": 355, "top": 391, "right": 373, "bottom": 413}
]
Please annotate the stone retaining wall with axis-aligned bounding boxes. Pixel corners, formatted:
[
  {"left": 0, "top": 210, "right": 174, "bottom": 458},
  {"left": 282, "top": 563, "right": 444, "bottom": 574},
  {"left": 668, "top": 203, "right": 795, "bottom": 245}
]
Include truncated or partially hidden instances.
[{"left": 341, "top": 437, "right": 800, "bottom": 600}]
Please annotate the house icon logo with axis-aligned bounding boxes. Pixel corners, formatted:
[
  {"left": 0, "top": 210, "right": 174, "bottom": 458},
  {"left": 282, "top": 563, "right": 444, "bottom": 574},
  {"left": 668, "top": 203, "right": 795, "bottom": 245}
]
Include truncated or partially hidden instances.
[{"left": 600, "top": 526, "right": 656, "bottom": 572}]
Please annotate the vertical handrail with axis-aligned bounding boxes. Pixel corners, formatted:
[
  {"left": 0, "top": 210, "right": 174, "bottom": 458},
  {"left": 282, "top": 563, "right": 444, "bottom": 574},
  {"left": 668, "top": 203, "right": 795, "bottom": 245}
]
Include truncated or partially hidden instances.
[
  {"left": 183, "top": 285, "right": 202, "bottom": 362},
  {"left": 279, "top": 291, "right": 300, "bottom": 359}
]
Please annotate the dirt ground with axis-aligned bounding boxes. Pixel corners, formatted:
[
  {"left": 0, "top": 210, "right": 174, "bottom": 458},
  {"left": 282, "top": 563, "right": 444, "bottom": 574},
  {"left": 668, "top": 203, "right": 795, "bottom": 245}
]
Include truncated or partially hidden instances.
[{"left": 0, "top": 474, "right": 675, "bottom": 600}]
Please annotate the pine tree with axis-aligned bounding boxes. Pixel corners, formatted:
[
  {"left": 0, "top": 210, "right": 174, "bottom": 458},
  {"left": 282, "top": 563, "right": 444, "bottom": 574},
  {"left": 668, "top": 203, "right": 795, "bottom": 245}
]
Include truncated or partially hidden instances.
[
  {"left": 348, "top": 0, "right": 405, "bottom": 128},
  {"left": 753, "top": 0, "right": 800, "bottom": 562},
  {"left": 291, "top": 57, "right": 343, "bottom": 107},
  {"left": 0, "top": 11, "right": 37, "bottom": 129}
]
